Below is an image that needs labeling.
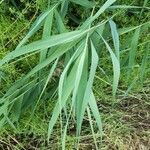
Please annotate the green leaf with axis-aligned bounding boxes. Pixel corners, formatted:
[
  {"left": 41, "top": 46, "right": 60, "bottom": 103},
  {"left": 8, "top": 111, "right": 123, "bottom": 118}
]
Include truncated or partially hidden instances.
[
  {"left": 69, "top": 0, "right": 95, "bottom": 8},
  {"left": 128, "top": 27, "right": 141, "bottom": 79},
  {"left": 81, "top": 0, "right": 116, "bottom": 29},
  {"left": 109, "top": 5, "right": 150, "bottom": 10},
  {"left": 101, "top": 36, "right": 120, "bottom": 97},
  {"left": 58, "top": 43, "right": 84, "bottom": 148},
  {"left": 40, "top": 10, "right": 54, "bottom": 62},
  {"left": 109, "top": 20, "right": 120, "bottom": 61},
  {"left": 16, "top": 4, "right": 58, "bottom": 49},
  {"left": 48, "top": 57, "right": 80, "bottom": 139},
  {"left": 87, "top": 106, "right": 99, "bottom": 150},
  {"left": 48, "top": 43, "right": 84, "bottom": 139},
  {"left": 60, "top": 0, "right": 69, "bottom": 18},
  {"left": 55, "top": 10, "right": 67, "bottom": 33},
  {"left": 77, "top": 40, "right": 99, "bottom": 135},
  {"left": 140, "top": 43, "right": 149, "bottom": 83},
  {"left": 0, "top": 30, "right": 84, "bottom": 66},
  {"left": 89, "top": 92, "right": 102, "bottom": 135}
]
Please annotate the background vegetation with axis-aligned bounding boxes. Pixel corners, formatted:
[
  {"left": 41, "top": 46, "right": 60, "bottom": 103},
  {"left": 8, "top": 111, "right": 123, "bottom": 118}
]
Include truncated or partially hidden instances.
[{"left": 0, "top": 0, "right": 150, "bottom": 149}]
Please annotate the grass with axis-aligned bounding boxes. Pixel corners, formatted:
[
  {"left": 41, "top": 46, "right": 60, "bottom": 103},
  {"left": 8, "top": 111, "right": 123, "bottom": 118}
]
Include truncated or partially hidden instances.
[
  {"left": 0, "top": 86, "right": 149, "bottom": 149},
  {"left": 0, "top": 0, "right": 150, "bottom": 149}
]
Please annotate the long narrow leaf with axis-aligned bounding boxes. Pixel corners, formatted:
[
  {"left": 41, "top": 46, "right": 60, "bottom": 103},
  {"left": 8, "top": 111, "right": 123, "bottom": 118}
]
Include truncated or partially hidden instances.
[
  {"left": 101, "top": 36, "right": 120, "bottom": 97},
  {"left": 109, "top": 20, "right": 120, "bottom": 61},
  {"left": 77, "top": 40, "right": 99, "bottom": 135},
  {"left": 69, "top": 0, "right": 95, "bottom": 8},
  {"left": 16, "top": 4, "right": 58, "bottom": 49},
  {"left": 128, "top": 27, "right": 141, "bottom": 79}
]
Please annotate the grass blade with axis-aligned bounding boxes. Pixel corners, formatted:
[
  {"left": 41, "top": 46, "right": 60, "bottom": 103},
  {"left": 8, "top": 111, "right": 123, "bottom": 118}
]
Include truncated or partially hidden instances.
[
  {"left": 16, "top": 4, "right": 58, "bottom": 49},
  {"left": 89, "top": 91, "right": 102, "bottom": 136},
  {"left": 87, "top": 106, "right": 99, "bottom": 150},
  {"left": 128, "top": 27, "right": 141, "bottom": 79},
  {"left": 69, "top": 0, "right": 95, "bottom": 8},
  {"left": 48, "top": 59, "right": 79, "bottom": 139},
  {"left": 77, "top": 40, "right": 99, "bottom": 136},
  {"left": 81, "top": 0, "right": 116, "bottom": 29},
  {"left": 109, "top": 19, "right": 120, "bottom": 61},
  {"left": 55, "top": 10, "right": 67, "bottom": 33},
  {"left": 140, "top": 43, "right": 149, "bottom": 83},
  {"left": 101, "top": 36, "right": 120, "bottom": 97},
  {"left": 0, "top": 30, "right": 84, "bottom": 66},
  {"left": 40, "top": 10, "right": 54, "bottom": 62},
  {"left": 60, "top": 0, "right": 68, "bottom": 18}
]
